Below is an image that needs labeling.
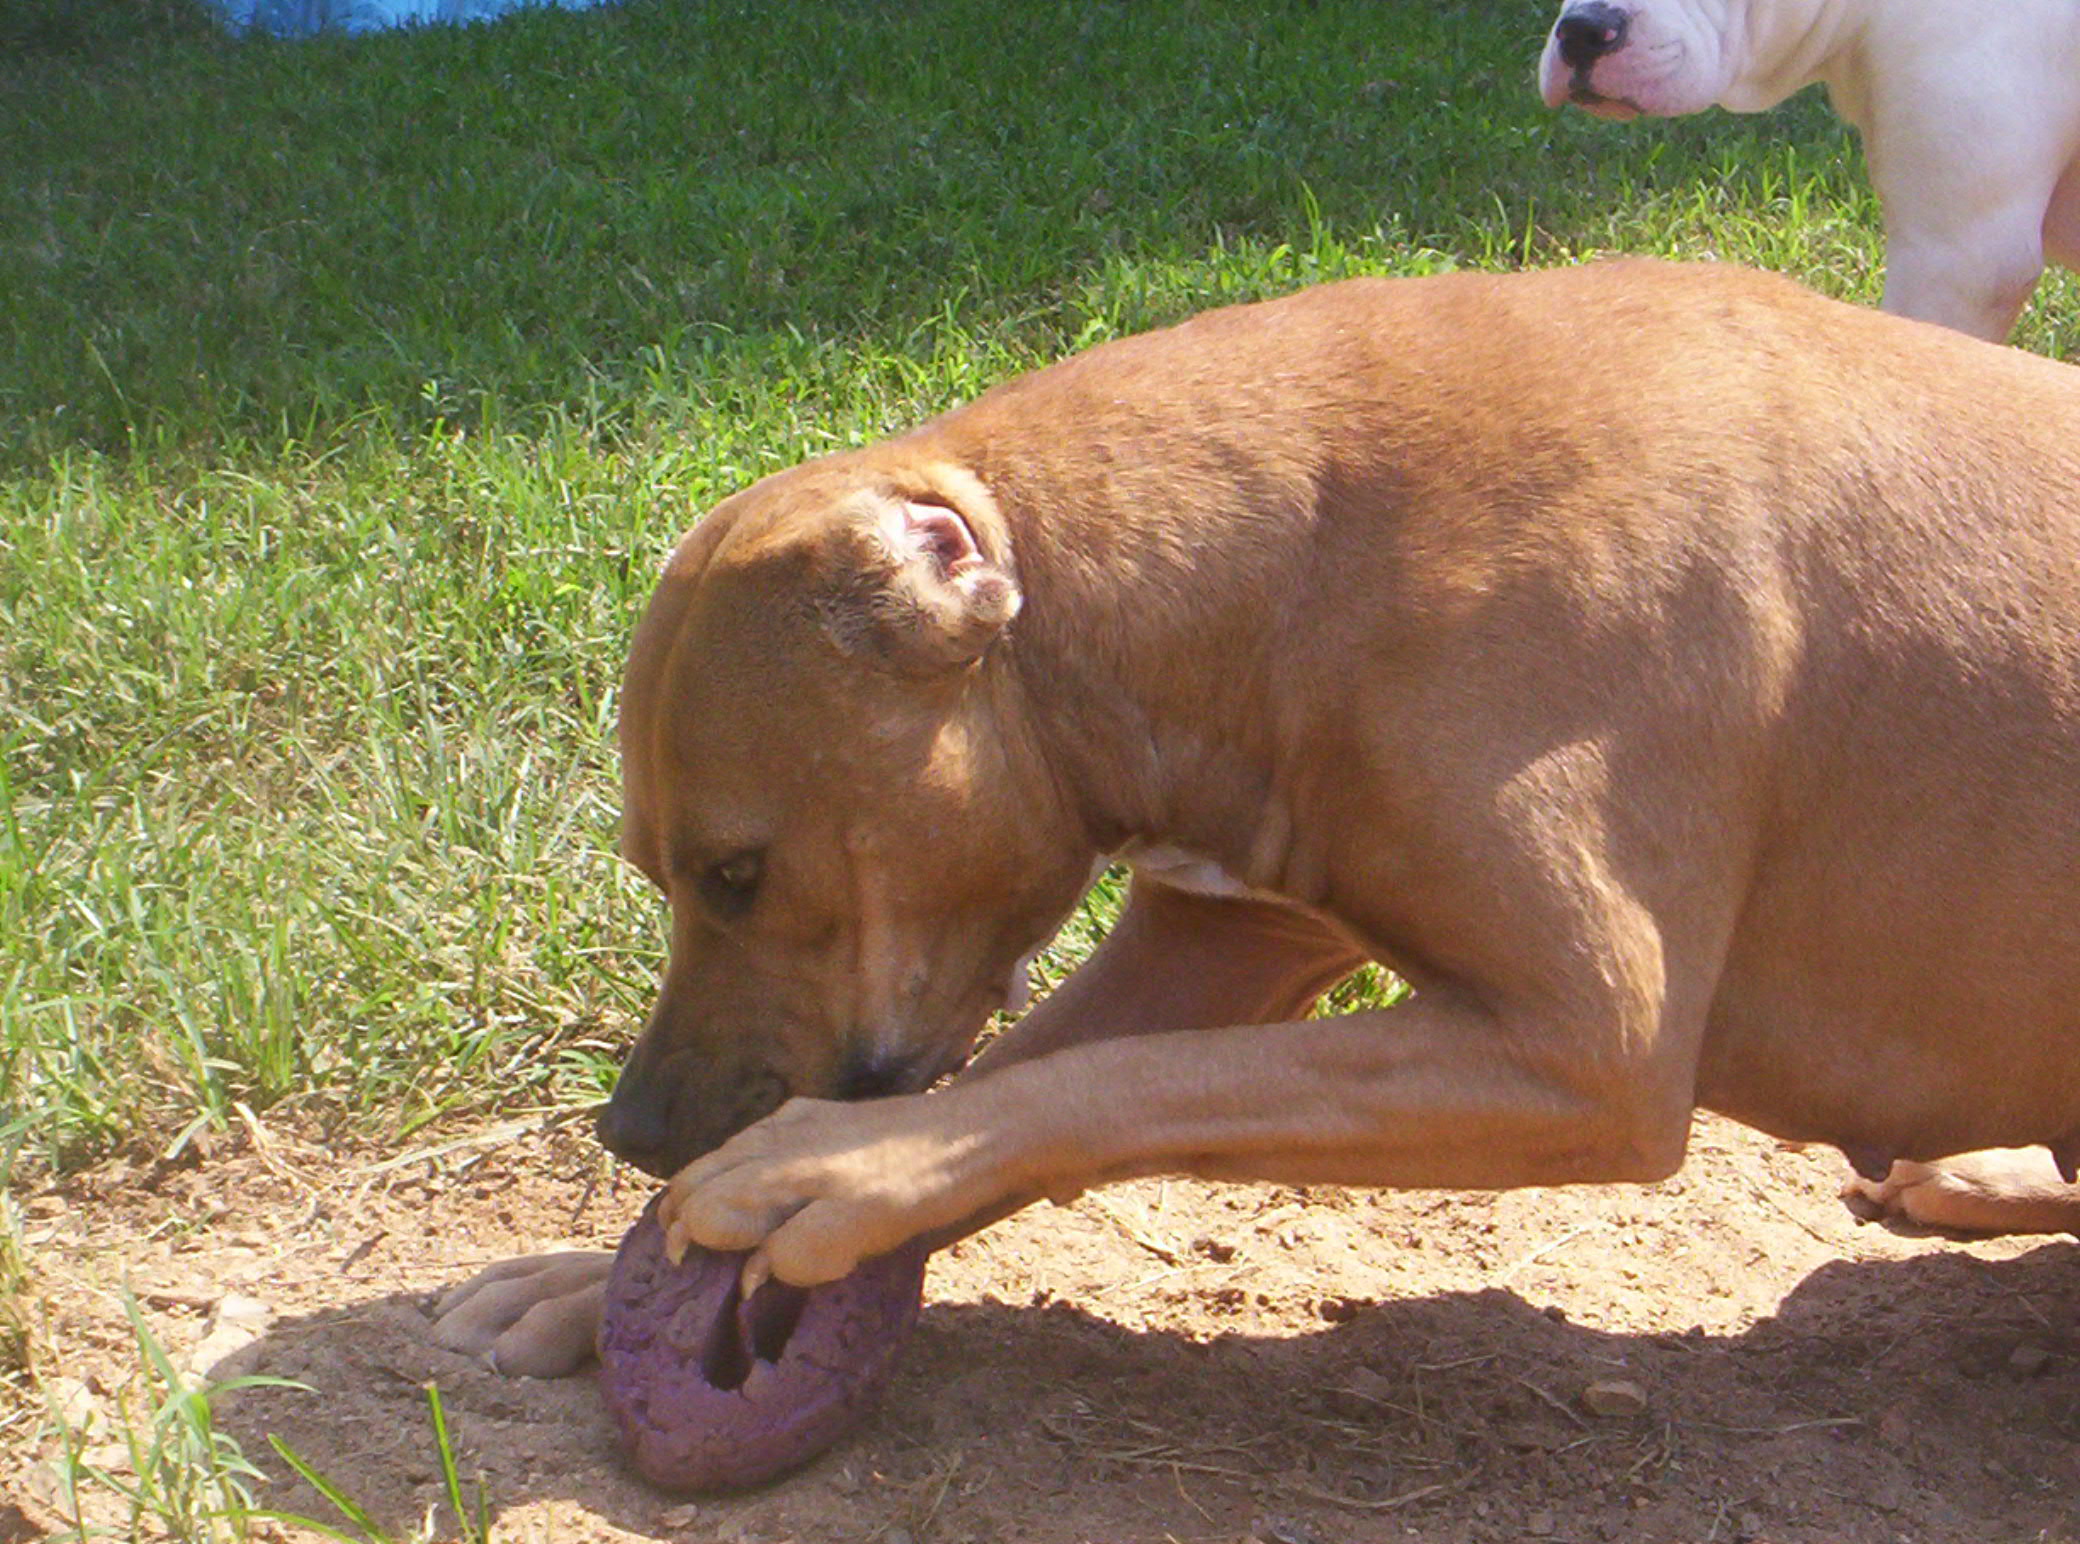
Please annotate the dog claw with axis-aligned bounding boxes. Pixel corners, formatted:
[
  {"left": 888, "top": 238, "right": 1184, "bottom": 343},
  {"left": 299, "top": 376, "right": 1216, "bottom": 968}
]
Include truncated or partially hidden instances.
[{"left": 739, "top": 1251, "right": 773, "bottom": 1297}]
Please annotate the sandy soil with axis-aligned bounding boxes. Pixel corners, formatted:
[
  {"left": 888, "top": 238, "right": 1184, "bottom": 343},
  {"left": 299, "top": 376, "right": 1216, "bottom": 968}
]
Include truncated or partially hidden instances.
[{"left": 8, "top": 1110, "right": 2077, "bottom": 1544}]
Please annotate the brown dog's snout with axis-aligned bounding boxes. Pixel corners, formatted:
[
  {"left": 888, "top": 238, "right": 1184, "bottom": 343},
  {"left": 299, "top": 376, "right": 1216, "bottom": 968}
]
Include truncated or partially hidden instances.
[
  {"left": 833, "top": 1046, "right": 941, "bottom": 1101},
  {"left": 596, "top": 1031, "right": 791, "bottom": 1179},
  {"left": 596, "top": 1070, "right": 678, "bottom": 1176},
  {"left": 597, "top": 1028, "right": 954, "bottom": 1177},
  {"left": 1555, "top": 1, "right": 1629, "bottom": 69}
]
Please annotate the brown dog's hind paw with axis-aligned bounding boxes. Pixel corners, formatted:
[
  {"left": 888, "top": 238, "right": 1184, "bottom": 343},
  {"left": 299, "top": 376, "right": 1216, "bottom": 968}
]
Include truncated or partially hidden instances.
[
  {"left": 1841, "top": 1149, "right": 2080, "bottom": 1236},
  {"left": 428, "top": 1250, "right": 613, "bottom": 1377}
]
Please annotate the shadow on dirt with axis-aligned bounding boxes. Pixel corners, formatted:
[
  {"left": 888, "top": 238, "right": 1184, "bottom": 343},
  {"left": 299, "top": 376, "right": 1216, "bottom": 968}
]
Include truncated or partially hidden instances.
[{"left": 208, "top": 1238, "right": 2079, "bottom": 1544}]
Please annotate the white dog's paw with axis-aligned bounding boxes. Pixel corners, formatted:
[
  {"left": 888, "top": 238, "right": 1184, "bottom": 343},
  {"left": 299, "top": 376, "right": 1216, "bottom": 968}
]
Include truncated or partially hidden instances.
[
  {"left": 1841, "top": 1148, "right": 2080, "bottom": 1236},
  {"left": 428, "top": 1250, "right": 613, "bottom": 1377}
]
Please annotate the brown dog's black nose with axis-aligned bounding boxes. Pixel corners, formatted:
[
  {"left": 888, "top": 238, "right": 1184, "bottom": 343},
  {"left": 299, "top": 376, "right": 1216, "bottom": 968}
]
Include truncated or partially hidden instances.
[
  {"left": 595, "top": 1042, "right": 793, "bottom": 1178},
  {"left": 596, "top": 1076, "right": 676, "bottom": 1175},
  {"left": 1555, "top": 1, "right": 1629, "bottom": 69},
  {"left": 835, "top": 1047, "right": 932, "bottom": 1101}
]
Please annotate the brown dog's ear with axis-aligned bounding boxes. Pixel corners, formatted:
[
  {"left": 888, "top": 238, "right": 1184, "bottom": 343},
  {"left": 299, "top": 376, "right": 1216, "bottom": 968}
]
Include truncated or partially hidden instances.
[{"left": 819, "top": 495, "right": 1021, "bottom": 674}]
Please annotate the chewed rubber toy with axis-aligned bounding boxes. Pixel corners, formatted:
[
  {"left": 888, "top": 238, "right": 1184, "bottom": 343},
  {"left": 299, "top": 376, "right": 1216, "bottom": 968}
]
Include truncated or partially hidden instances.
[{"left": 598, "top": 1193, "right": 928, "bottom": 1492}]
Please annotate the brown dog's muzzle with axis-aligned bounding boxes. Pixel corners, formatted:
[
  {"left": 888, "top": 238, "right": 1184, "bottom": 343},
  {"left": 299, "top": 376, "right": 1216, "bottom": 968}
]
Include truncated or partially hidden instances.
[
  {"left": 596, "top": 1028, "right": 789, "bottom": 1179},
  {"left": 597, "top": 1009, "right": 956, "bottom": 1178}
]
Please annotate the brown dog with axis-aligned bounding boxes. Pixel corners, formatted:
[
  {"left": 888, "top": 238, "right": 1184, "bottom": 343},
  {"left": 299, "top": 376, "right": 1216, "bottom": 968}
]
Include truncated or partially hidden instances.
[{"left": 433, "top": 260, "right": 2080, "bottom": 1377}]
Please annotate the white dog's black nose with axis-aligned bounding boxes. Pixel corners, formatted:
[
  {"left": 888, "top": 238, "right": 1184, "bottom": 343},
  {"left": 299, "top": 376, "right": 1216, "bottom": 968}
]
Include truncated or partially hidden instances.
[{"left": 1555, "top": 1, "right": 1630, "bottom": 69}]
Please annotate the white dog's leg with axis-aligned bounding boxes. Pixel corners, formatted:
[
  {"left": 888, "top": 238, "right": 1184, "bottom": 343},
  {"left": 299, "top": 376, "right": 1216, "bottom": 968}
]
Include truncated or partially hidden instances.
[
  {"left": 1880, "top": 213, "right": 2046, "bottom": 342},
  {"left": 1860, "top": 80, "right": 2064, "bottom": 340},
  {"left": 429, "top": 1251, "right": 613, "bottom": 1376}
]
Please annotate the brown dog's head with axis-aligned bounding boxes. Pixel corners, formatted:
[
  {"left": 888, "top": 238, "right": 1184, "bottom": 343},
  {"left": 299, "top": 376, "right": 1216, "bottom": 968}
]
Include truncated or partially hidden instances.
[{"left": 597, "top": 456, "right": 1095, "bottom": 1178}]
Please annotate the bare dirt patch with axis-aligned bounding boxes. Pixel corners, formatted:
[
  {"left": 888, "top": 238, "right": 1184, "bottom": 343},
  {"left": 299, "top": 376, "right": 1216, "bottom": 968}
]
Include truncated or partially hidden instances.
[{"left": 9, "top": 1113, "right": 2077, "bottom": 1543}]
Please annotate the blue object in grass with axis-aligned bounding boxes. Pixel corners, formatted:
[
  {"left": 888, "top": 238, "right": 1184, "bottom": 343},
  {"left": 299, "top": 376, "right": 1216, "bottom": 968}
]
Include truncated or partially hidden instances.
[{"left": 207, "top": 0, "right": 614, "bottom": 38}]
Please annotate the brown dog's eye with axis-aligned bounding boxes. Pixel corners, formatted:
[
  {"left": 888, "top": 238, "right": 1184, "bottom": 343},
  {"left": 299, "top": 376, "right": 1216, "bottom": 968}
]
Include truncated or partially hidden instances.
[{"left": 699, "top": 851, "right": 764, "bottom": 920}]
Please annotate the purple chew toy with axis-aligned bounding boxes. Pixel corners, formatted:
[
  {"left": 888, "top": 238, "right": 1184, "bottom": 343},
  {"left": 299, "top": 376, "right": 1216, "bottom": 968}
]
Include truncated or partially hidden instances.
[{"left": 599, "top": 1193, "right": 928, "bottom": 1492}]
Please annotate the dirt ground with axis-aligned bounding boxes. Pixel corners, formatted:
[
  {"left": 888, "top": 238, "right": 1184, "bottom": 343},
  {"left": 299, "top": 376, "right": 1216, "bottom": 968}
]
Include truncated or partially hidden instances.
[{"left": 9, "top": 1109, "right": 2077, "bottom": 1544}]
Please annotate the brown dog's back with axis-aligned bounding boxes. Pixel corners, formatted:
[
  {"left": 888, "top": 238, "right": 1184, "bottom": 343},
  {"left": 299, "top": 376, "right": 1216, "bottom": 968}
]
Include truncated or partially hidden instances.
[
  {"left": 919, "top": 262, "right": 2080, "bottom": 1158},
  {"left": 618, "top": 261, "right": 2080, "bottom": 1225}
]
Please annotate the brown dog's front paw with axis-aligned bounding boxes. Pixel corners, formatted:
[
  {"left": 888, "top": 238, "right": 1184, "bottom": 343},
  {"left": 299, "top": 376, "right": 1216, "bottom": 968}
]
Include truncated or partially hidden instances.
[
  {"left": 429, "top": 1251, "right": 613, "bottom": 1377},
  {"left": 657, "top": 1094, "right": 994, "bottom": 1287}
]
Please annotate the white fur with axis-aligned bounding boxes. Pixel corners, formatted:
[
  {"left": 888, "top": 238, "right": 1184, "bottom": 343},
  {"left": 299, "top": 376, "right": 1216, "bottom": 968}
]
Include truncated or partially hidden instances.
[{"left": 1539, "top": 0, "right": 2080, "bottom": 340}]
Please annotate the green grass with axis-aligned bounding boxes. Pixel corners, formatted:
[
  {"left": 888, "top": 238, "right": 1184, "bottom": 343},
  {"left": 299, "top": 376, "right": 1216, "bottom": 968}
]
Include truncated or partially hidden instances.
[
  {"left": 7, "top": 3, "right": 2078, "bottom": 1537},
  {"left": 39, "top": 1292, "right": 297, "bottom": 1544},
  {"left": 1, "top": 0, "right": 1905, "bottom": 467},
  {"left": 4, "top": 0, "right": 2076, "bottom": 1178}
]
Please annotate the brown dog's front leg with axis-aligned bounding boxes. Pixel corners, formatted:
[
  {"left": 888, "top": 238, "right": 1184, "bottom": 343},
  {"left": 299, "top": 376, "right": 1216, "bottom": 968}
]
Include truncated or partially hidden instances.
[
  {"left": 654, "top": 878, "right": 1367, "bottom": 1274},
  {"left": 966, "top": 875, "right": 1369, "bottom": 1076},
  {"left": 660, "top": 979, "right": 1694, "bottom": 1287},
  {"left": 907, "top": 877, "right": 1368, "bottom": 1249}
]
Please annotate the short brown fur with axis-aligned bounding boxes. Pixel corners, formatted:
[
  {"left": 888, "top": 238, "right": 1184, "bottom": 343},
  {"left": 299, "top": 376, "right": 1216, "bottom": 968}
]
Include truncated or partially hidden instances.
[{"left": 599, "top": 259, "right": 2080, "bottom": 1289}]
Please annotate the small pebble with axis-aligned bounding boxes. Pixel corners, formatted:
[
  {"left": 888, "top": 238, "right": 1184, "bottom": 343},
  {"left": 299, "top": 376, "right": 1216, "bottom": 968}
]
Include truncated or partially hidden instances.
[
  {"left": 81, "top": 1442, "right": 134, "bottom": 1475},
  {"left": 47, "top": 1378, "right": 107, "bottom": 1438},
  {"left": 214, "top": 1293, "right": 275, "bottom": 1328},
  {"left": 2008, "top": 1343, "right": 2052, "bottom": 1376},
  {"left": 1254, "top": 1516, "right": 1327, "bottom": 1544},
  {"left": 1579, "top": 1378, "right": 1648, "bottom": 1417}
]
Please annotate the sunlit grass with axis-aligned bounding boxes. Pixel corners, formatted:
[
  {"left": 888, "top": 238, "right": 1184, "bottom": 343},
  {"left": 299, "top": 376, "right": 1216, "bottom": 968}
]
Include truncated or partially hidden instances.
[
  {"left": 39, "top": 1295, "right": 300, "bottom": 1544},
  {"left": 8, "top": 1, "right": 2074, "bottom": 1536},
  {"left": 7, "top": 0, "right": 2064, "bottom": 1178}
]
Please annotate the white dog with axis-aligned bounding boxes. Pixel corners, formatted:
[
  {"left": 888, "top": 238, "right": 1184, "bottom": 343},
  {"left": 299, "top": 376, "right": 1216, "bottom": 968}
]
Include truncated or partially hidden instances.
[{"left": 1538, "top": 0, "right": 2080, "bottom": 341}]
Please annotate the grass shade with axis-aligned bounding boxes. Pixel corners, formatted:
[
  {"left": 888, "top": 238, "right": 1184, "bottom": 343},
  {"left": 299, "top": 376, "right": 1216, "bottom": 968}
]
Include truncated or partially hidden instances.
[{"left": 6, "top": 0, "right": 2074, "bottom": 1172}]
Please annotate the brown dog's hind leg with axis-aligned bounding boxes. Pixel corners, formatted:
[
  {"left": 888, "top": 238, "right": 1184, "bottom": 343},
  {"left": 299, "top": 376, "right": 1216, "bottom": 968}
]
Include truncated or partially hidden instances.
[
  {"left": 965, "top": 875, "right": 1370, "bottom": 1076},
  {"left": 1842, "top": 1149, "right": 2080, "bottom": 1235}
]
